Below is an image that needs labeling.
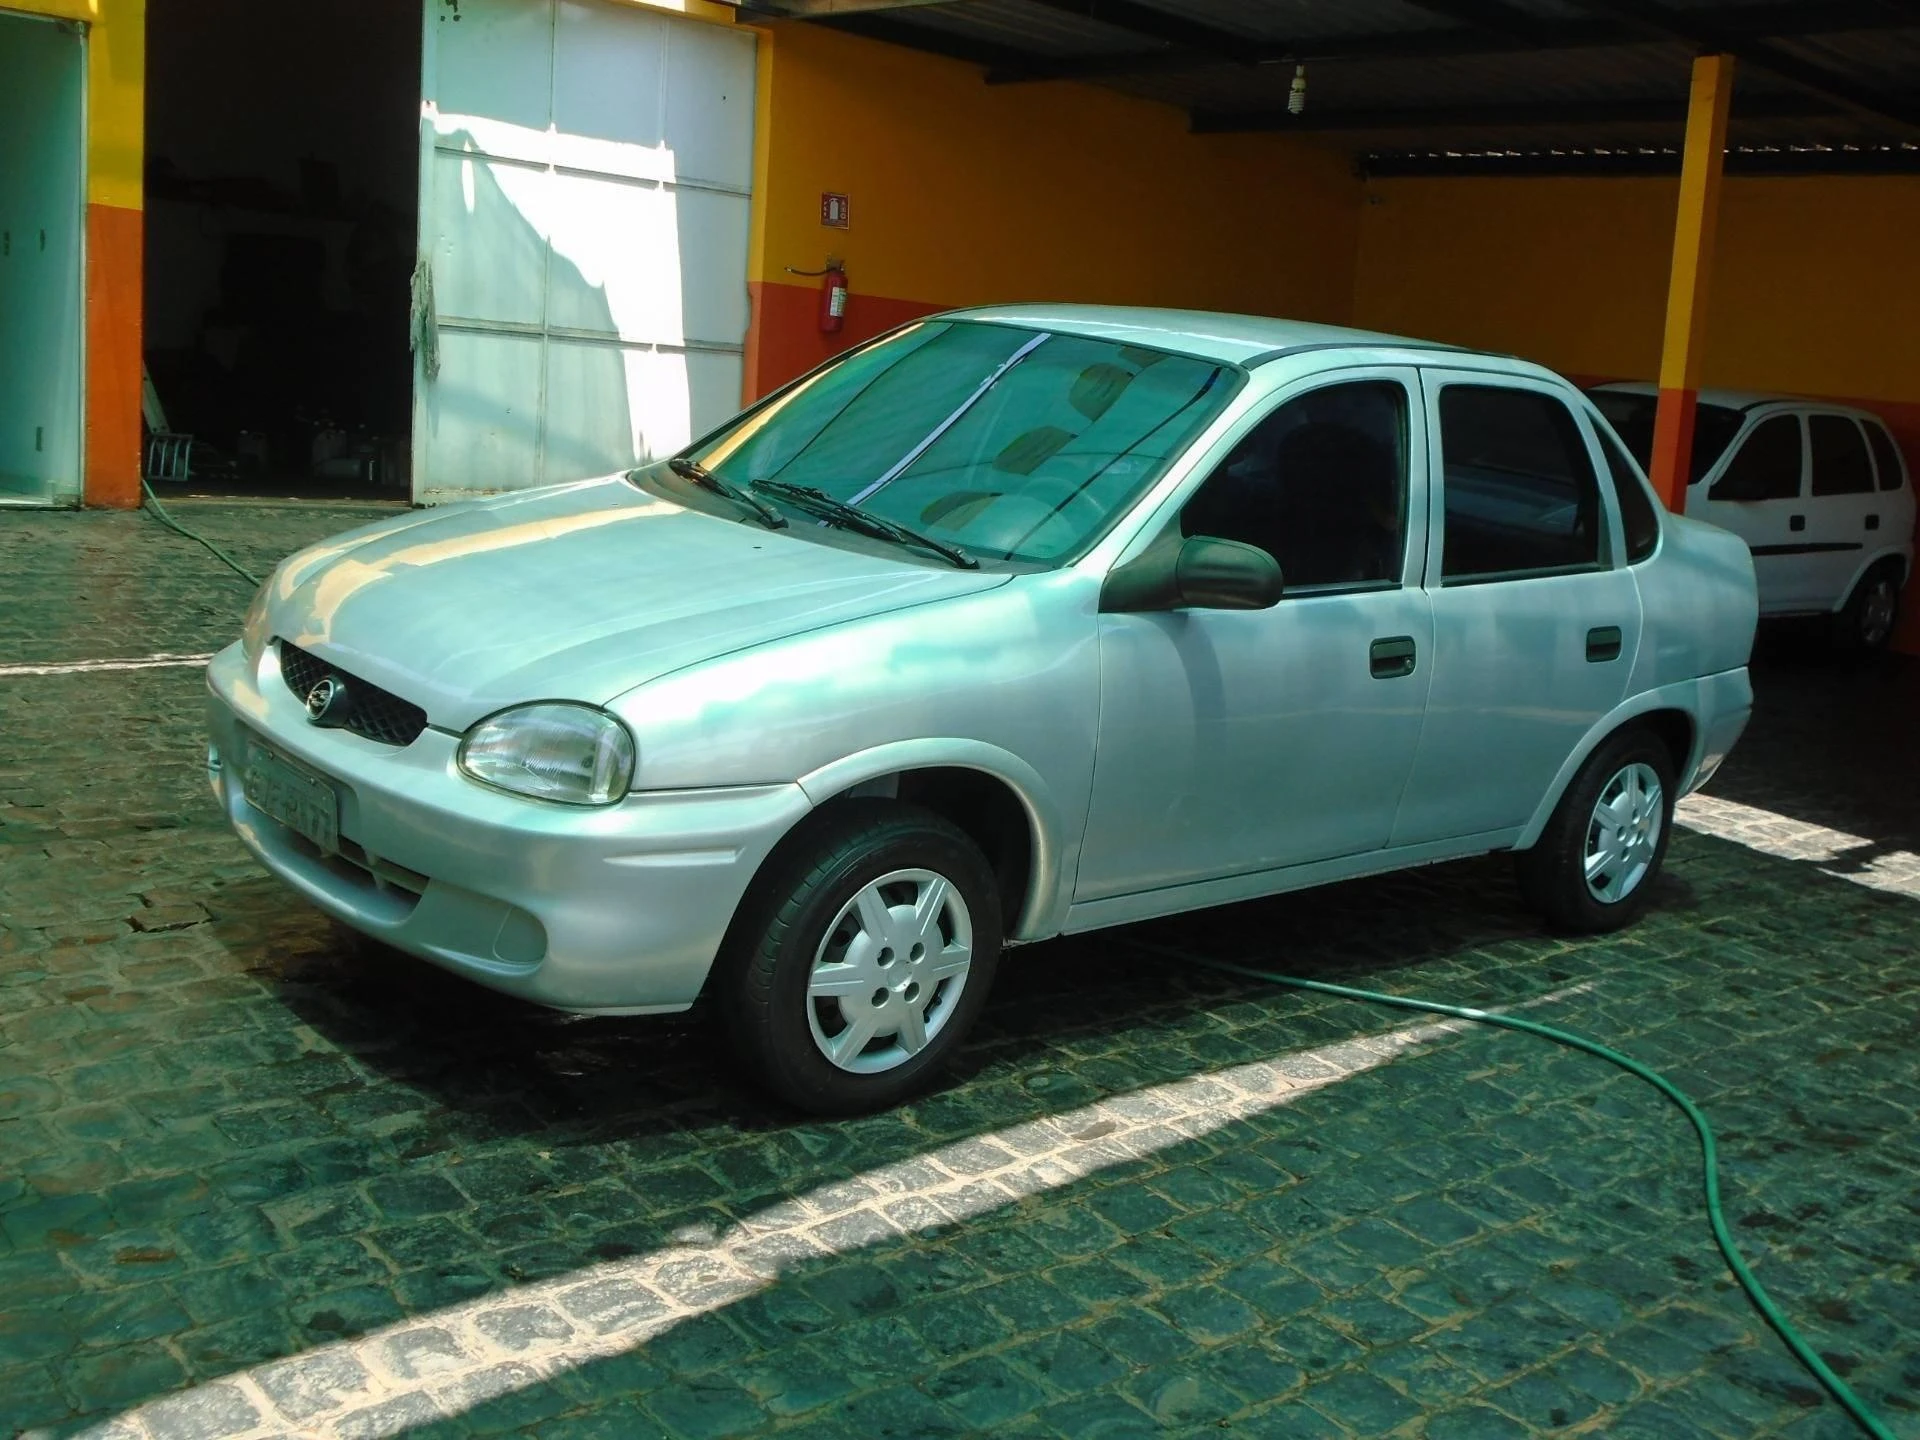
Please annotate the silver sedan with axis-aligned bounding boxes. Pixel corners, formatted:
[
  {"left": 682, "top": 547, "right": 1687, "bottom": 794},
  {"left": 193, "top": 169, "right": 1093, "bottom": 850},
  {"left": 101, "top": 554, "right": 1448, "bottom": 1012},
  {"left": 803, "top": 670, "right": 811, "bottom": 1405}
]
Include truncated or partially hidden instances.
[{"left": 207, "top": 305, "right": 1758, "bottom": 1113}]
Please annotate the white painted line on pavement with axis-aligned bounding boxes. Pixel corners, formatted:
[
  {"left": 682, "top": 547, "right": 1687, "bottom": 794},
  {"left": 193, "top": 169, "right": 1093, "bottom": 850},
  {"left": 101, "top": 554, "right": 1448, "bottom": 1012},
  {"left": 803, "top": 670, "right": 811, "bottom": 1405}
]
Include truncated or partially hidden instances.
[{"left": 0, "top": 653, "right": 214, "bottom": 677}]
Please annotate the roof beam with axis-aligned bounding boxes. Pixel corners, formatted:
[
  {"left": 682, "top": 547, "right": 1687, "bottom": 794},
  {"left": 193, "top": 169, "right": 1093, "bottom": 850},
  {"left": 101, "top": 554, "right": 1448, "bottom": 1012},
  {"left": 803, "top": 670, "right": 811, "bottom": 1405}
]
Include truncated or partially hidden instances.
[
  {"left": 1013, "top": 0, "right": 1255, "bottom": 63},
  {"left": 983, "top": 2, "right": 1918, "bottom": 86},
  {"left": 1359, "top": 145, "right": 1920, "bottom": 178},
  {"left": 1192, "top": 93, "right": 1832, "bottom": 135},
  {"left": 802, "top": 10, "right": 1040, "bottom": 71},
  {"left": 1565, "top": 0, "right": 1920, "bottom": 132}
]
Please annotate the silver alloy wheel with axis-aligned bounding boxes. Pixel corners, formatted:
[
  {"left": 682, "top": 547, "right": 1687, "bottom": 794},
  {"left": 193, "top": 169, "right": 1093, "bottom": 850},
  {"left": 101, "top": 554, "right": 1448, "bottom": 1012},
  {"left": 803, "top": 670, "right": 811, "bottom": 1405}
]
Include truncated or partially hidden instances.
[
  {"left": 806, "top": 868, "right": 973, "bottom": 1075},
  {"left": 1859, "top": 576, "right": 1898, "bottom": 648},
  {"left": 1585, "top": 762, "right": 1664, "bottom": 904}
]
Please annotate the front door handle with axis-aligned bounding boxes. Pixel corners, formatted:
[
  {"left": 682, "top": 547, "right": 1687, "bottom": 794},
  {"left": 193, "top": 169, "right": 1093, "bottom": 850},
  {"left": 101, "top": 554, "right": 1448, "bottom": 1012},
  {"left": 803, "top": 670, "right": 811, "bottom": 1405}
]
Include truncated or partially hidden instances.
[
  {"left": 1587, "top": 625, "right": 1623, "bottom": 663},
  {"left": 1370, "top": 636, "right": 1416, "bottom": 679},
  {"left": 1789, "top": 514, "right": 1807, "bottom": 532}
]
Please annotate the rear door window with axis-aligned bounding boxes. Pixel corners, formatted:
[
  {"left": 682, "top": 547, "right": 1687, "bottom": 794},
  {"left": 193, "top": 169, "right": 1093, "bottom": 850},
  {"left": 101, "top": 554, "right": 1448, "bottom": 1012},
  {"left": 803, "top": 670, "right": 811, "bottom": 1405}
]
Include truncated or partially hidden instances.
[
  {"left": 1437, "top": 385, "right": 1603, "bottom": 583},
  {"left": 1864, "top": 422, "right": 1907, "bottom": 493},
  {"left": 1710, "top": 416, "right": 1802, "bottom": 502},
  {"left": 1809, "top": 415, "right": 1875, "bottom": 497}
]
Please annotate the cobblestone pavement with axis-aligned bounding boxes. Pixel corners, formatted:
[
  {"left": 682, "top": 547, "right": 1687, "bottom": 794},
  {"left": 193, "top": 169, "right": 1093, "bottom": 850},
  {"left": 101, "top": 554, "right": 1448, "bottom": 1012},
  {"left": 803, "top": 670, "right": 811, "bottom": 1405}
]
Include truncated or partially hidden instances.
[{"left": 2, "top": 504, "right": 1916, "bottom": 1440}]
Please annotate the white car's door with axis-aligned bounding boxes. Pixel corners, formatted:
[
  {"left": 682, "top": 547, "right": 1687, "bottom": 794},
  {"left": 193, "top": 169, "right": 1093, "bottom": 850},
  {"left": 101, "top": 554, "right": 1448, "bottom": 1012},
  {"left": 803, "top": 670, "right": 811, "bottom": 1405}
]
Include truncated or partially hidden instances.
[
  {"left": 1805, "top": 412, "right": 1883, "bottom": 607},
  {"left": 1389, "top": 372, "right": 1643, "bottom": 848},
  {"left": 1075, "top": 371, "right": 1434, "bottom": 902},
  {"left": 1690, "top": 412, "right": 1821, "bottom": 615}
]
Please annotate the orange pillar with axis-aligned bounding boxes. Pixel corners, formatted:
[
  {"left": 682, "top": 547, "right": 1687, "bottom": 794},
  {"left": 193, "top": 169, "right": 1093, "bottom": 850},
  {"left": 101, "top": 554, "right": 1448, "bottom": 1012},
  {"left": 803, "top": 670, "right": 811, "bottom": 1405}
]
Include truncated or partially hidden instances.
[{"left": 1649, "top": 53, "right": 1734, "bottom": 513}]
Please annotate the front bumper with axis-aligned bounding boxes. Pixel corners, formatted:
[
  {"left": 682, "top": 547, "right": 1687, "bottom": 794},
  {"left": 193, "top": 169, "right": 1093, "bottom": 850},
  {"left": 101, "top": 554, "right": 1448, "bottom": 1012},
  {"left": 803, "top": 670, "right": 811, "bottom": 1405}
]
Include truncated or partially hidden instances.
[{"left": 205, "top": 643, "right": 811, "bottom": 1013}]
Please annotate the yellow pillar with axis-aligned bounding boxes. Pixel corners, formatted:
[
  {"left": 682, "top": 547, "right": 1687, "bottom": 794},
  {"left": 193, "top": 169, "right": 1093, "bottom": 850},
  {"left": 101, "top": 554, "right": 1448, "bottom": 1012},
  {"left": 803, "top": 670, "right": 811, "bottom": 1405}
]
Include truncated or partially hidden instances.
[{"left": 1650, "top": 53, "right": 1734, "bottom": 513}]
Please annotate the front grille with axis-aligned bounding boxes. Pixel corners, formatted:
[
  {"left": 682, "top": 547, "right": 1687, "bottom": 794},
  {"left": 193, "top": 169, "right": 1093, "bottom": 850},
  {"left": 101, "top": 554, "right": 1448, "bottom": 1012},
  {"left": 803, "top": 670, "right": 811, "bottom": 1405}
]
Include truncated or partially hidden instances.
[{"left": 278, "top": 641, "right": 430, "bottom": 747}]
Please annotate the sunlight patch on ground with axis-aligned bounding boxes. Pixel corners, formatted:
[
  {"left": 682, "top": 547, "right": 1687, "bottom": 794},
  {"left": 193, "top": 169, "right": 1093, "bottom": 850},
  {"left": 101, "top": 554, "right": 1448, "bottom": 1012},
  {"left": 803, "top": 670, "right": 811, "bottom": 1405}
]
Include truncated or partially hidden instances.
[{"left": 1676, "top": 793, "right": 1920, "bottom": 898}]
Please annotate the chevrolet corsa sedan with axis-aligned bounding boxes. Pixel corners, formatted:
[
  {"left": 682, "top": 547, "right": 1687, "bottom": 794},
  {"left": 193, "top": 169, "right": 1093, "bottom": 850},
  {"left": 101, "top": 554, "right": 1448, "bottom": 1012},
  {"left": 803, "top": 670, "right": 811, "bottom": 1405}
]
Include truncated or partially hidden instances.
[{"left": 208, "top": 306, "right": 1758, "bottom": 1113}]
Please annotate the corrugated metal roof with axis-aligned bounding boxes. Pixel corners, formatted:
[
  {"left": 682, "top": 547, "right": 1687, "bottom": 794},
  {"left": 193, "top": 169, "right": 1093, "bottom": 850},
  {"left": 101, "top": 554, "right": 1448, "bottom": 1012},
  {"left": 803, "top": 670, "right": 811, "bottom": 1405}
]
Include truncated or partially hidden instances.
[{"left": 800, "top": 0, "right": 1920, "bottom": 172}]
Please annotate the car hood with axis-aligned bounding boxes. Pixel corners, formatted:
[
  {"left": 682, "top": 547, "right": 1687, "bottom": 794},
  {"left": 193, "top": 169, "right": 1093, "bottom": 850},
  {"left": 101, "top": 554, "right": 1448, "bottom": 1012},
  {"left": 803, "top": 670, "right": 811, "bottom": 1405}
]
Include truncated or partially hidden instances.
[{"left": 269, "top": 476, "right": 1010, "bottom": 730}]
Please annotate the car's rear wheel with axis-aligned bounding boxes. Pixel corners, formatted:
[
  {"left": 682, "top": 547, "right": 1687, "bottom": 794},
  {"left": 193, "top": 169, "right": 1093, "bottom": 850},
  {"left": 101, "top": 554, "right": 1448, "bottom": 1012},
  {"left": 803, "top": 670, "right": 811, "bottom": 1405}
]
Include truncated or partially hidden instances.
[
  {"left": 1832, "top": 560, "right": 1903, "bottom": 656},
  {"left": 1515, "top": 726, "right": 1676, "bottom": 934},
  {"left": 717, "top": 801, "right": 1002, "bottom": 1115}
]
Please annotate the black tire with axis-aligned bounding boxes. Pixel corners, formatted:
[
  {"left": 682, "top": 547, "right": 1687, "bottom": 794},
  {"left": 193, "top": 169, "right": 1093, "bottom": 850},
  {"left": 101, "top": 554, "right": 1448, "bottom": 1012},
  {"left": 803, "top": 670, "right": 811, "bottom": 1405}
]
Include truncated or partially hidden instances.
[
  {"left": 715, "top": 801, "right": 1002, "bottom": 1115},
  {"left": 1514, "top": 726, "right": 1677, "bottom": 935},
  {"left": 1831, "top": 561, "right": 1903, "bottom": 657}
]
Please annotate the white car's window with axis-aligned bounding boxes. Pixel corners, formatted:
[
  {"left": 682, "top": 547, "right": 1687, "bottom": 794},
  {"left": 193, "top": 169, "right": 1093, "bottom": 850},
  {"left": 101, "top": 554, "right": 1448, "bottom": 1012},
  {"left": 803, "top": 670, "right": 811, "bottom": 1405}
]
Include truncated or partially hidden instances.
[
  {"left": 1438, "top": 385, "right": 1603, "bottom": 583},
  {"left": 1590, "top": 390, "right": 1742, "bottom": 484},
  {"left": 1710, "top": 415, "right": 1802, "bottom": 502},
  {"left": 1866, "top": 422, "right": 1907, "bottom": 493},
  {"left": 1593, "top": 423, "right": 1660, "bottom": 563},
  {"left": 1810, "top": 415, "right": 1875, "bottom": 497},
  {"left": 1180, "top": 380, "right": 1408, "bottom": 591},
  {"left": 683, "top": 321, "right": 1234, "bottom": 566}
]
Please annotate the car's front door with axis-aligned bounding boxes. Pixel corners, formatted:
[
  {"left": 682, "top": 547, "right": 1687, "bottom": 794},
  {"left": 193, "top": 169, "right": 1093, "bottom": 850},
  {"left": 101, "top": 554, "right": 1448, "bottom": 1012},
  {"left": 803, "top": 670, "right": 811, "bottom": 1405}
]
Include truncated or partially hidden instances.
[
  {"left": 1690, "top": 412, "right": 1818, "bottom": 614},
  {"left": 1075, "top": 371, "right": 1434, "bottom": 903},
  {"left": 1389, "top": 372, "right": 1643, "bottom": 848}
]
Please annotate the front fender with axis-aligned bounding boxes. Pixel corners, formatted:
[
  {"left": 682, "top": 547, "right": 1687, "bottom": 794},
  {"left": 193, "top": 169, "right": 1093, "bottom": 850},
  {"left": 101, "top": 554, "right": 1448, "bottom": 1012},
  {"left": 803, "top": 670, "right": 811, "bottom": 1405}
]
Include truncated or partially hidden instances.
[
  {"left": 1514, "top": 668, "right": 1753, "bottom": 851},
  {"left": 797, "top": 738, "right": 1071, "bottom": 940}
]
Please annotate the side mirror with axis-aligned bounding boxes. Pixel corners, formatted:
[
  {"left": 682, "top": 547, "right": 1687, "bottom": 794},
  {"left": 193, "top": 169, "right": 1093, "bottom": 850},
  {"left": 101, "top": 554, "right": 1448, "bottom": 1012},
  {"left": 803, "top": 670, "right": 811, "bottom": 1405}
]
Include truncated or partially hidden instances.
[{"left": 1100, "top": 534, "right": 1284, "bottom": 614}]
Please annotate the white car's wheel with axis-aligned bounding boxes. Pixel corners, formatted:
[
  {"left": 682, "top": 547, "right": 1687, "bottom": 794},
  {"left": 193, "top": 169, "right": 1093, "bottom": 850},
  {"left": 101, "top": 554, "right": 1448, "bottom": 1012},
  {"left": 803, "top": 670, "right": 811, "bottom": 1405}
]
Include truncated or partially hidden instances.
[
  {"left": 717, "top": 802, "right": 1002, "bottom": 1114},
  {"left": 1515, "top": 727, "right": 1676, "bottom": 934},
  {"left": 1833, "top": 561, "right": 1903, "bottom": 656}
]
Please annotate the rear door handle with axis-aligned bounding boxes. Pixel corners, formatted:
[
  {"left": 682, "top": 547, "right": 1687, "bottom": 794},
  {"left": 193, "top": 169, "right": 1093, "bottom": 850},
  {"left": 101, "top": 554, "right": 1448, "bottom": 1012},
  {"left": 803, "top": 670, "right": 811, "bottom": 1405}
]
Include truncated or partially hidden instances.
[
  {"left": 1867, "top": 513, "right": 1881, "bottom": 531},
  {"left": 1587, "top": 625, "right": 1623, "bottom": 663},
  {"left": 1370, "top": 636, "right": 1416, "bottom": 679}
]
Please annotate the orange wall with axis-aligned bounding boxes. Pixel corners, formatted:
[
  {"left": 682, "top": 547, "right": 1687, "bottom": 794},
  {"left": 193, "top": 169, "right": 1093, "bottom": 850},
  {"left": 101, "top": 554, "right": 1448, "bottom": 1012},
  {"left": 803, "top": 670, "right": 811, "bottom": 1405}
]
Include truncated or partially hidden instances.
[
  {"left": 743, "top": 21, "right": 1361, "bottom": 396},
  {"left": 1353, "top": 173, "right": 1920, "bottom": 650}
]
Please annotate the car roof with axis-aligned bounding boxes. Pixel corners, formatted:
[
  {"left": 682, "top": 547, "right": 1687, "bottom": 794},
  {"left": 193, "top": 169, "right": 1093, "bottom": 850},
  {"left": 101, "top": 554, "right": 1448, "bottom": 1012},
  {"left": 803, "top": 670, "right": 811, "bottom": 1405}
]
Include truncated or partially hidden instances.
[
  {"left": 939, "top": 303, "right": 1487, "bottom": 368},
  {"left": 1589, "top": 380, "right": 1881, "bottom": 417}
]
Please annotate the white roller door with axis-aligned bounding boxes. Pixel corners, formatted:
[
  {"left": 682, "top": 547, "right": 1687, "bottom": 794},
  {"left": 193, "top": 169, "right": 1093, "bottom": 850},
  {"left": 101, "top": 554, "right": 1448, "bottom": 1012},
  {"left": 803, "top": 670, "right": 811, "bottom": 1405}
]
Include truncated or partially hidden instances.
[{"left": 412, "top": 0, "right": 755, "bottom": 503}]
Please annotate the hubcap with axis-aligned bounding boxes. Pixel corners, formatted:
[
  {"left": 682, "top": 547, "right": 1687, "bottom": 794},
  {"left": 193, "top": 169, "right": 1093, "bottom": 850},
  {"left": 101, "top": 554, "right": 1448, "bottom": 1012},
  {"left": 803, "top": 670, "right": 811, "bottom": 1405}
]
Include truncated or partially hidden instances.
[
  {"left": 1860, "top": 581, "right": 1897, "bottom": 648},
  {"left": 1585, "top": 762, "right": 1664, "bottom": 904},
  {"left": 806, "top": 868, "right": 972, "bottom": 1075}
]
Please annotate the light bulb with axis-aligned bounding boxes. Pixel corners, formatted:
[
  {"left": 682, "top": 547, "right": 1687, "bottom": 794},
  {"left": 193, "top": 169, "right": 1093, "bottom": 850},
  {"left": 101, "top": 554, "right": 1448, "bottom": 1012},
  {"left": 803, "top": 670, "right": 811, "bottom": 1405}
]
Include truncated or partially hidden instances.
[{"left": 1288, "top": 64, "right": 1307, "bottom": 115}]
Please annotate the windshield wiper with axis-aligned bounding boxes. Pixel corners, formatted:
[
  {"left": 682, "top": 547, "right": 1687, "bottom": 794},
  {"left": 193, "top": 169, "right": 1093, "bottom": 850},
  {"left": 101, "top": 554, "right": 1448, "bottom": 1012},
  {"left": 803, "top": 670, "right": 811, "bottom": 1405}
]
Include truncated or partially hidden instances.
[
  {"left": 749, "top": 480, "right": 978, "bottom": 569},
  {"left": 662, "top": 456, "right": 788, "bottom": 531}
]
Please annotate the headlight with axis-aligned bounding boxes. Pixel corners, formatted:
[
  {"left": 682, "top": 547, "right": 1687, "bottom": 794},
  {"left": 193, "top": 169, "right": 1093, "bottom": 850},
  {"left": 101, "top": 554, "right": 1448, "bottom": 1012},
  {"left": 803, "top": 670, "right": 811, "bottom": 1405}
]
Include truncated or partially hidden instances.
[{"left": 457, "top": 703, "right": 636, "bottom": 806}]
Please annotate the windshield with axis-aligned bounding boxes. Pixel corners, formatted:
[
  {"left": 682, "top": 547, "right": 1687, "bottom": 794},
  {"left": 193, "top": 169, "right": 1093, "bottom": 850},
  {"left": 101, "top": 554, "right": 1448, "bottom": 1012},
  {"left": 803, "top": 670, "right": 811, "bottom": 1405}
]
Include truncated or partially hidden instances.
[
  {"left": 1589, "top": 390, "right": 1744, "bottom": 485},
  {"left": 682, "top": 321, "right": 1236, "bottom": 565}
]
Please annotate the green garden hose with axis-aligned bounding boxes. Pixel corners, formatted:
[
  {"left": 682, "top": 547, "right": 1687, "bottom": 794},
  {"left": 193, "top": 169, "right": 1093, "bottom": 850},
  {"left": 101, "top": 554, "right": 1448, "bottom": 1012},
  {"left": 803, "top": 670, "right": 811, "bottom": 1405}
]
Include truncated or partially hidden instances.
[
  {"left": 141, "top": 478, "right": 262, "bottom": 588},
  {"left": 1147, "top": 946, "right": 1897, "bottom": 1440}
]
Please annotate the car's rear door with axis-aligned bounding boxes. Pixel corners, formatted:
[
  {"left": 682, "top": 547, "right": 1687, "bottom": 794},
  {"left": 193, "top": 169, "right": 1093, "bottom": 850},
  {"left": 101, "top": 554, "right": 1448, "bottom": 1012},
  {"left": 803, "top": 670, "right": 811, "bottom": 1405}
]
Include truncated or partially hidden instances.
[
  {"left": 1389, "top": 371, "right": 1642, "bottom": 848},
  {"left": 1805, "top": 412, "right": 1882, "bottom": 606}
]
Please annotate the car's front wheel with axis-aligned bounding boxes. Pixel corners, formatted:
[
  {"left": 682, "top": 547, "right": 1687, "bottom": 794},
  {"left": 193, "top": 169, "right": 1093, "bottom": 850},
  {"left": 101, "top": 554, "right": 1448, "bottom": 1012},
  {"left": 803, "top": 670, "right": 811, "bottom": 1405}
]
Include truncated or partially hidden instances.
[
  {"left": 1515, "top": 726, "right": 1676, "bottom": 934},
  {"left": 1832, "top": 560, "right": 1903, "bottom": 656},
  {"left": 717, "top": 802, "right": 1002, "bottom": 1115}
]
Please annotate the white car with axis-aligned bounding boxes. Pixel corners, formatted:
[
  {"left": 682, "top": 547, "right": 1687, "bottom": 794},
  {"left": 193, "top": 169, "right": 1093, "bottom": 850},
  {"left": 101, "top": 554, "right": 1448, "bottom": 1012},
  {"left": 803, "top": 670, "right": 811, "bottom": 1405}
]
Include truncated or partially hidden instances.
[{"left": 1590, "top": 384, "right": 1915, "bottom": 652}]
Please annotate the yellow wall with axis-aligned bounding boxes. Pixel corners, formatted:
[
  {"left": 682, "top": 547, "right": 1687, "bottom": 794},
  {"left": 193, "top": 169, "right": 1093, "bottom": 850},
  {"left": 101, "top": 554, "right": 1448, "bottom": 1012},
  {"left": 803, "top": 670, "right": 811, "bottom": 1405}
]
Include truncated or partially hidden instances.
[
  {"left": 1352, "top": 173, "right": 1920, "bottom": 405},
  {"left": 749, "top": 21, "right": 1361, "bottom": 319}
]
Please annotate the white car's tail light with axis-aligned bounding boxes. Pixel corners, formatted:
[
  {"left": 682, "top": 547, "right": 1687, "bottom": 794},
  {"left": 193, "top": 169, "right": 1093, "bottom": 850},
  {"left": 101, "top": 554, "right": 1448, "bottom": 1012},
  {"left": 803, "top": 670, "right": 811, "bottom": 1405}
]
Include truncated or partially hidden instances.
[{"left": 457, "top": 703, "right": 636, "bottom": 806}]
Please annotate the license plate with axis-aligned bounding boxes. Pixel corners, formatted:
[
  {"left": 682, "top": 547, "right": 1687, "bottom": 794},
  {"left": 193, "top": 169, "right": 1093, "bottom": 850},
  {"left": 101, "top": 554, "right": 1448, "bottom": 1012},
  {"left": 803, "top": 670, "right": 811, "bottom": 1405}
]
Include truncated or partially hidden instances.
[{"left": 243, "top": 742, "right": 340, "bottom": 853}]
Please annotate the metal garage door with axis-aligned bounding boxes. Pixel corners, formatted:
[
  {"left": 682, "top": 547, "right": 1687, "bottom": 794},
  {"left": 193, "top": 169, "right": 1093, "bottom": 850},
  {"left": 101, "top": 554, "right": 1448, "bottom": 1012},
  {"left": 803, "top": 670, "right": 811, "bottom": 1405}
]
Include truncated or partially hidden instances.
[{"left": 411, "top": 0, "right": 755, "bottom": 504}]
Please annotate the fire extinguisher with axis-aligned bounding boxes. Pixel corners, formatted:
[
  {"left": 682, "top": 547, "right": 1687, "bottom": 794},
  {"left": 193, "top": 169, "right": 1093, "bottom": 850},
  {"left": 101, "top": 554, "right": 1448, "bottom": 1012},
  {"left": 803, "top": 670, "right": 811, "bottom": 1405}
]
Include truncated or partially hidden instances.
[
  {"left": 787, "top": 260, "right": 849, "bottom": 335},
  {"left": 820, "top": 261, "right": 849, "bottom": 335}
]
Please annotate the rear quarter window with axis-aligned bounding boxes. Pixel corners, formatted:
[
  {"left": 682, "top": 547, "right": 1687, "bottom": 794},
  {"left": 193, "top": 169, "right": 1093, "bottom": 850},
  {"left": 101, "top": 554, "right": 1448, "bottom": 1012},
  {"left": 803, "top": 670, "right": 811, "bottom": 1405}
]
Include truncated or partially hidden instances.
[
  {"left": 1865, "top": 422, "right": 1908, "bottom": 493},
  {"left": 1594, "top": 424, "right": 1661, "bottom": 563}
]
